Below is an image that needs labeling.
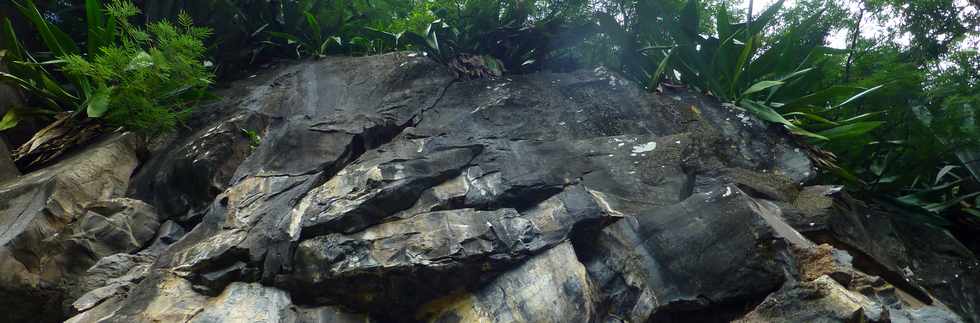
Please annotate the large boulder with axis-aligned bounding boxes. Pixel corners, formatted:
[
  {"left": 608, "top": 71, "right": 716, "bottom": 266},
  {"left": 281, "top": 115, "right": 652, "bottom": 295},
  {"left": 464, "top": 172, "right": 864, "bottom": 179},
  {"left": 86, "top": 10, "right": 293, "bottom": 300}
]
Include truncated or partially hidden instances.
[
  {"left": 0, "top": 135, "right": 141, "bottom": 322},
  {"left": 66, "top": 271, "right": 372, "bottom": 323},
  {"left": 0, "top": 53, "right": 970, "bottom": 323},
  {"left": 798, "top": 194, "right": 980, "bottom": 322},
  {"left": 137, "top": 54, "right": 820, "bottom": 321},
  {"left": 129, "top": 110, "right": 270, "bottom": 223},
  {"left": 420, "top": 242, "right": 597, "bottom": 322}
]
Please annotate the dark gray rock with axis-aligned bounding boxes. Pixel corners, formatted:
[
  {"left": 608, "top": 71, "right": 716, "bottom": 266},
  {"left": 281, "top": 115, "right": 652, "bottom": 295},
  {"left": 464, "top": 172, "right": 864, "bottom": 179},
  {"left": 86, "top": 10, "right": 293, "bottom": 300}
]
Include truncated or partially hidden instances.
[
  {"left": 788, "top": 194, "right": 980, "bottom": 322},
  {"left": 66, "top": 270, "right": 372, "bottom": 323},
  {"left": 67, "top": 219, "right": 185, "bottom": 316},
  {"left": 188, "top": 281, "right": 374, "bottom": 323},
  {"left": 0, "top": 62, "right": 39, "bottom": 147},
  {"left": 581, "top": 186, "right": 790, "bottom": 322},
  {"left": 69, "top": 198, "right": 162, "bottom": 258},
  {"left": 0, "top": 135, "right": 140, "bottom": 323},
  {"left": 71, "top": 253, "right": 153, "bottom": 312},
  {"left": 0, "top": 53, "right": 956, "bottom": 323},
  {"left": 58, "top": 198, "right": 163, "bottom": 311},
  {"left": 142, "top": 220, "right": 187, "bottom": 256},
  {"left": 0, "top": 137, "right": 17, "bottom": 182},
  {"left": 288, "top": 185, "right": 614, "bottom": 313},
  {"left": 129, "top": 110, "right": 270, "bottom": 223},
  {"left": 736, "top": 275, "right": 888, "bottom": 323},
  {"left": 420, "top": 242, "right": 597, "bottom": 322},
  {"left": 66, "top": 271, "right": 210, "bottom": 323},
  {"left": 188, "top": 282, "right": 296, "bottom": 322},
  {"left": 775, "top": 243, "right": 966, "bottom": 323}
]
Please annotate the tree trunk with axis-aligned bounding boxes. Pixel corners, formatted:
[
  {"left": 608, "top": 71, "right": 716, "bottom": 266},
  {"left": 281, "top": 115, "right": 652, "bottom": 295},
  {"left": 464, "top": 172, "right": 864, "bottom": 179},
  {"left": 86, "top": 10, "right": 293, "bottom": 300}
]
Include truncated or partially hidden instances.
[
  {"left": 843, "top": 7, "right": 864, "bottom": 83},
  {"left": 747, "top": 0, "right": 754, "bottom": 23}
]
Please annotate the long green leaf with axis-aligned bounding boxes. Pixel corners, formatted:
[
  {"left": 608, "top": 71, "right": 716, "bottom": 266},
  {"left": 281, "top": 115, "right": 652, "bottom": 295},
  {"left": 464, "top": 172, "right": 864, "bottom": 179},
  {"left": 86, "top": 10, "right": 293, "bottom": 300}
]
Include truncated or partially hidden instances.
[
  {"left": 716, "top": 6, "right": 732, "bottom": 41},
  {"left": 85, "top": 0, "right": 106, "bottom": 55},
  {"left": 782, "top": 112, "right": 839, "bottom": 126},
  {"left": 0, "top": 19, "right": 26, "bottom": 61},
  {"left": 303, "top": 11, "right": 322, "bottom": 44},
  {"left": 741, "top": 80, "right": 783, "bottom": 97},
  {"left": 837, "top": 112, "right": 883, "bottom": 124},
  {"left": 13, "top": 0, "right": 90, "bottom": 98},
  {"left": 782, "top": 86, "right": 865, "bottom": 111},
  {"left": 739, "top": 99, "right": 794, "bottom": 127},
  {"left": 833, "top": 85, "right": 883, "bottom": 109},
  {"left": 0, "top": 70, "right": 36, "bottom": 89},
  {"left": 426, "top": 20, "right": 442, "bottom": 57},
  {"left": 679, "top": 0, "right": 700, "bottom": 38},
  {"left": 923, "top": 191, "right": 980, "bottom": 213},
  {"left": 730, "top": 34, "right": 757, "bottom": 98},
  {"left": 13, "top": 0, "right": 79, "bottom": 57},
  {"left": 778, "top": 67, "right": 815, "bottom": 82},
  {"left": 745, "top": 0, "right": 785, "bottom": 36},
  {"left": 786, "top": 126, "right": 830, "bottom": 140},
  {"left": 741, "top": 99, "right": 828, "bottom": 140},
  {"left": 817, "top": 121, "right": 884, "bottom": 140},
  {"left": 649, "top": 48, "right": 674, "bottom": 91}
]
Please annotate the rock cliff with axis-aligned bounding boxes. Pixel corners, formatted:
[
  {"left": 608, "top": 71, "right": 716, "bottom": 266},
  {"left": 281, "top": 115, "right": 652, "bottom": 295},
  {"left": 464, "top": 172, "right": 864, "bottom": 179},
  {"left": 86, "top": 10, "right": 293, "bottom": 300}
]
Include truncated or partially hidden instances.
[{"left": 0, "top": 53, "right": 977, "bottom": 323}]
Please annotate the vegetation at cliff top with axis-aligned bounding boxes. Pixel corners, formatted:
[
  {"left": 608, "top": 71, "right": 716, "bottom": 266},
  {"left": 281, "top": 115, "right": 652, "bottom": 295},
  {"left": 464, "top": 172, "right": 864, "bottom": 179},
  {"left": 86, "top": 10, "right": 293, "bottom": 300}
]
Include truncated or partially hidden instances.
[{"left": 0, "top": 0, "right": 978, "bottom": 236}]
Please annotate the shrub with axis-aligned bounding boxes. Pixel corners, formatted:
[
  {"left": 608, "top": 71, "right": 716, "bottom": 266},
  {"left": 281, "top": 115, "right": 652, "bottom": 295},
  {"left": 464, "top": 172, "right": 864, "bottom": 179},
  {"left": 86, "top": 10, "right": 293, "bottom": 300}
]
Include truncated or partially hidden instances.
[
  {"left": 0, "top": 0, "right": 213, "bottom": 135},
  {"left": 60, "top": 2, "right": 213, "bottom": 134}
]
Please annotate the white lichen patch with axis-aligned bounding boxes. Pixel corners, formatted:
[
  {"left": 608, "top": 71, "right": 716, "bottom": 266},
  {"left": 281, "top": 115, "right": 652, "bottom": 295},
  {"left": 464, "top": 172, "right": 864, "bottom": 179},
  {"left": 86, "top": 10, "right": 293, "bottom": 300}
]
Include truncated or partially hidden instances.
[{"left": 631, "top": 141, "right": 657, "bottom": 154}]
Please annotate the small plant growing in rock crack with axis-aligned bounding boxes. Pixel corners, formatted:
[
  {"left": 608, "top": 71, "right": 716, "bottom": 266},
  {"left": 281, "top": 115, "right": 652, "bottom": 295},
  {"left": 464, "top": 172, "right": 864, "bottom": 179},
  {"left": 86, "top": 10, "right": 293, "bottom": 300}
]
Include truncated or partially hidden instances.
[{"left": 241, "top": 128, "right": 262, "bottom": 152}]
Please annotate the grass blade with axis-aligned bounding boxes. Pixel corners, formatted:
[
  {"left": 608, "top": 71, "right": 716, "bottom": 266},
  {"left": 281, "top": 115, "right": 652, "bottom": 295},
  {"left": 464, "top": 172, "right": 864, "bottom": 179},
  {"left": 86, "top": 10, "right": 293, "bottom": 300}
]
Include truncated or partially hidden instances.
[
  {"left": 741, "top": 80, "right": 783, "bottom": 97},
  {"left": 817, "top": 121, "right": 884, "bottom": 140},
  {"left": 85, "top": 0, "right": 106, "bottom": 55},
  {"left": 649, "top": 48, "right": 674, "bottom": 91},
  {"left": 833, "top": 85, "right": 883, "bottom": 109}
]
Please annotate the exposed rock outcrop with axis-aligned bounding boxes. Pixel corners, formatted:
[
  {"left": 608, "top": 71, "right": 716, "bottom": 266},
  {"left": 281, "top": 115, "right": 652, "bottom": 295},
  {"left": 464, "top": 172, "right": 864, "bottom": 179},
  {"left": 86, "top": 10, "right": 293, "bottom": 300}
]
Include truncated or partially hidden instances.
[
  {"left": 0, "top": 135, "right": 140, "bottom": 323},
  {"left": 800, "top": 194, "right": 980, "bottom": 322},
  {"left": 0, "top": 53, "right": 976, "bottom": 323},
  {"left": 420, "top": 242, "right": 596, "bottom": 322}
]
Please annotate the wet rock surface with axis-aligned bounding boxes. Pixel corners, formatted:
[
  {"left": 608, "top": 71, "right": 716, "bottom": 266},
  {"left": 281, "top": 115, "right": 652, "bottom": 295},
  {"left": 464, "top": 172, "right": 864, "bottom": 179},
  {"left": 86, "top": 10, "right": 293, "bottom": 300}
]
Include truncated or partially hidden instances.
[{"left": 0, "top": 53, "right": 976, "bottom": 322}]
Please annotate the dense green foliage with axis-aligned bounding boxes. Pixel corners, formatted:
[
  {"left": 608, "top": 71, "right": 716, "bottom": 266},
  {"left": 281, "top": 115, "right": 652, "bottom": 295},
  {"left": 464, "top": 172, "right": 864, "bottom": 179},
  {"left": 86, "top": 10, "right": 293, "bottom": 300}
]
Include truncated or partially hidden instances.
[
  {"left": 1, "top": 0, "right": 212, "bottom": 134},
  {"left": 0, "top": 0, "right": 977, "bottom": 232},
  {"left": 61, "top": 3, "right": 213, "bottom": 133}
]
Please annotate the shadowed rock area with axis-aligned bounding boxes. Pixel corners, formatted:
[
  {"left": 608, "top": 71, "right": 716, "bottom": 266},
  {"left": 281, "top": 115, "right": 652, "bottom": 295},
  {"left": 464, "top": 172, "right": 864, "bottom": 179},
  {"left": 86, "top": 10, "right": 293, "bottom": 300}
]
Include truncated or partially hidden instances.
[{"left": 0, "top": 53, "right": 977, "bottom": 323}]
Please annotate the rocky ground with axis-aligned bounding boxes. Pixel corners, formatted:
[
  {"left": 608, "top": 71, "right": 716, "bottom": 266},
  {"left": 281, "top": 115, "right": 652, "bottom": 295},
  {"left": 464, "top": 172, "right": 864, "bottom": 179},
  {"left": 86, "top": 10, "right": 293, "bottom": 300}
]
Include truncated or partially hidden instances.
[{"left": 0, "top": 53, "right": 977, "bottom": 323}]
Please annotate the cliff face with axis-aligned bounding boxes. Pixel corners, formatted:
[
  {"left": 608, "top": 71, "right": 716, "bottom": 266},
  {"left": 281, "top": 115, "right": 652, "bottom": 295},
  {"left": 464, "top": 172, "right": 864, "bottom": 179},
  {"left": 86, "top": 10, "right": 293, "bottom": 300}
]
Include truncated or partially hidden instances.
[{"left": 0, "top": 53, "right": 977, "bottom": 323}]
